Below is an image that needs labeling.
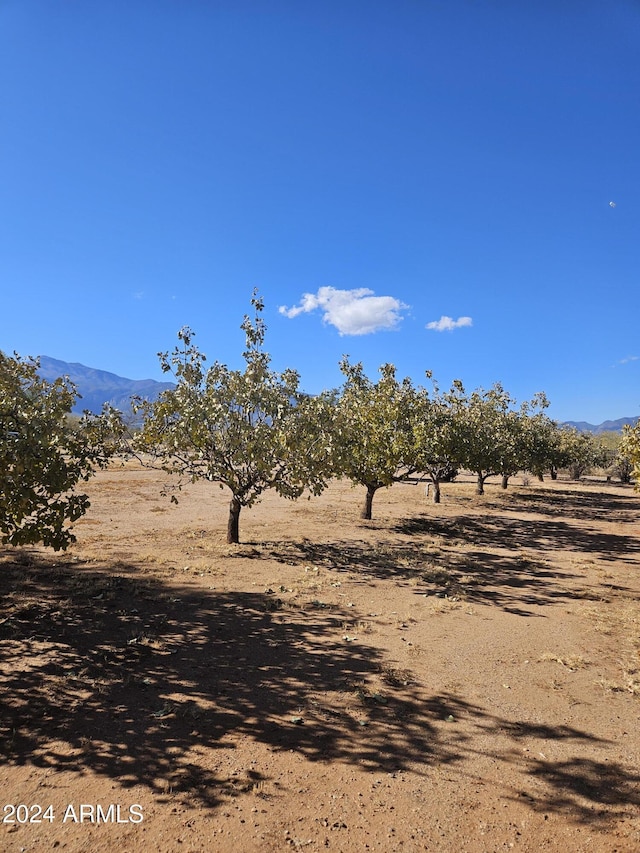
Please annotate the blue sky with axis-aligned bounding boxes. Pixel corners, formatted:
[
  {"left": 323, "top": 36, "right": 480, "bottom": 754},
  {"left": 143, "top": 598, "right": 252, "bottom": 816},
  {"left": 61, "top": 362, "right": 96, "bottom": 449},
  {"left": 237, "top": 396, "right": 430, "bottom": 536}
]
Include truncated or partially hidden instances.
[{"left": 1, "top": 1, "right": 639, "bottom": 423}]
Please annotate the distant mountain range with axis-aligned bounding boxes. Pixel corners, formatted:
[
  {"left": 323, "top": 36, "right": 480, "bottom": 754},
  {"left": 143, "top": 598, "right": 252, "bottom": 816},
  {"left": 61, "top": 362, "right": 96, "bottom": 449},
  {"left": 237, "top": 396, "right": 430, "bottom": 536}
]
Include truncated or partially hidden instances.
[
  {"left": 562, "top": 417, "right": 639, "bottom": 434},
  {"left": 37, "top": 356, "right": 639, "bottom": 432},
  {"left": 37, "top": 356, "right": 175, "bottom": 416}
]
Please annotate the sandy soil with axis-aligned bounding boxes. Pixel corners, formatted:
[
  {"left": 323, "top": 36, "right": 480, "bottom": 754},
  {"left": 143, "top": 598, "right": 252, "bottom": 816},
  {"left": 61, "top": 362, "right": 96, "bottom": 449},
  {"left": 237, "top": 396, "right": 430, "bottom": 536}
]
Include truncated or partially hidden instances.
[{"left": 1, "top": 465, "right": 639, "bottom": 852}]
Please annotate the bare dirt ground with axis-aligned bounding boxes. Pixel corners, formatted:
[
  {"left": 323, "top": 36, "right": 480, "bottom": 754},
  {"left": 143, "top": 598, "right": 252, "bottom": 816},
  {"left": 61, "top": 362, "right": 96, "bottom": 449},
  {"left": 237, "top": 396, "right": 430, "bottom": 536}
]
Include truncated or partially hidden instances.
[{"left": 1, "top": 465, "right": 639, "bottom": 852}]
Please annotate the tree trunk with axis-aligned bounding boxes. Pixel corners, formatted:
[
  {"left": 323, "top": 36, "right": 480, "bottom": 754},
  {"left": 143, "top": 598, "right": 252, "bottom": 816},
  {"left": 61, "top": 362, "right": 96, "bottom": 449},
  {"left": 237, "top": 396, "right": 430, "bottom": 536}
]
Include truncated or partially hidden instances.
[
  {"left": 433, "top": 480, "right": 441, "bottom": 503},
  {"left": 227, "top": 496, "right": 241, "bottom": 544},
  {"left": 537, "top": 472, "right": 544, "bottom": 482},
  {"left": 361, "top": 484, "right": 378, "bottom": 520},
  {"left": 501, "top": 474, "right": 509, "bottom": 489},
  {"left": 476, "top": 472, "right": 484, "bottom": 495},
  {"left": 550, "top": 466, "right": 558, "bottom": 481}
]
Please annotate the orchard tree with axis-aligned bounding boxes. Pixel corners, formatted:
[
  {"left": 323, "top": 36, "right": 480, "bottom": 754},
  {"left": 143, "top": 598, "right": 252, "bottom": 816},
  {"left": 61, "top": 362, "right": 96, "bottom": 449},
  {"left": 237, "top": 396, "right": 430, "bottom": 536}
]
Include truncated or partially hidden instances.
[
  {"left": 504, "top": 393, "right": 551, "bottom": 487},
  {"left": 611, "top": 446, "right": 634, "bottom": 484},
  {"left": 495, "top": 408, "right": 527, "bottom": 489},
  {"left": 595, "top": 431, "right": 634, "bottom": 484},
  {"left": 134, "top": 293, "right": 334, "bottom": 543},
  {"left": 557, "top": 427, "right": 599, "bottom": 480},
  {"left": 620, "top": 422, "right": 640, "bottom": 486},
  {"left": 412, "top": 375, "right": 459, "bottom": 504},
  {"left": 445, "top": 381, "right": 512, "bottom": 495},
  {"left": 534, "top": 420, "right": 577, "bottom": 481},
  {"left": 446, "top": 382, "right": 548, "bottom": 494},
  {"left": 521, "top": 412, "right": 561, "bottom": 481},
  {"left": 613, "top": 454, "right": 634, "bottom": 484},
  {"left": 0, "top": 352, "right": 123, "bottom": 550},
  {"left": 334, "top": 359, "right": 420, "bottom": 519}
]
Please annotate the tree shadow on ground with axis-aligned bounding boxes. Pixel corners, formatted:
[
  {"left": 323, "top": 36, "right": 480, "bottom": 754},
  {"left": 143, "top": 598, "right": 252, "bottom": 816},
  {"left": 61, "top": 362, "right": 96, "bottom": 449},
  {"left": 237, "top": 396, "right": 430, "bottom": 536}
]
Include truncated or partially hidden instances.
[
  {"left": 395, "top": 511, "right": 640, "bottom": 565},
  {"left": 504, "top": 486, "right": 640, "bottom": 524},
  {"left": 431, "top": 550, "right": 598, "bottom": 615},
  {"left": 1, "top": 550, "right": 638, "bottom": 827},
  {"left": 390, "top": 506, "right": 639, "bottom": 611},
  {"left": 265, "top": 537, "right": 601, "bottom": 614},
  {"left": 265, "top": 538, "right": 440, "bottom": 582}
]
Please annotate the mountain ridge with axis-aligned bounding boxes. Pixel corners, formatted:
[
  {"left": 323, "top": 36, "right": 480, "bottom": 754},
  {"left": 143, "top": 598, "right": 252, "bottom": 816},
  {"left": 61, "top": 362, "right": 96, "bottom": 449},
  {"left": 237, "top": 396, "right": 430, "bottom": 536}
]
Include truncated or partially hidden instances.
[
  {"left": 36, "top": 356, "right": 639, "bottom": 431},
  {"left": 37, "top": 356, "right": 175, "bottom": 416},
  {"left": 562, "top": 417, "right": 639, "bottom": 434}
]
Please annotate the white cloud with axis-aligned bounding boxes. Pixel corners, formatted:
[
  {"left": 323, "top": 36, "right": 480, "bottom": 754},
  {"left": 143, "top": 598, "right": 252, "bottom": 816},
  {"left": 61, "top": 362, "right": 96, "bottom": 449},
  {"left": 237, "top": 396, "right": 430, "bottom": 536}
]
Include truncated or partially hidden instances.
[
  {"left": 279, "top": 286, "right": 408, "bottom": 335},
  {"left": 619, "top": 355, "right": 639, "bottom": 364},
  {"left": 426, "top": 315, "right": 473, "bottom": 332}
]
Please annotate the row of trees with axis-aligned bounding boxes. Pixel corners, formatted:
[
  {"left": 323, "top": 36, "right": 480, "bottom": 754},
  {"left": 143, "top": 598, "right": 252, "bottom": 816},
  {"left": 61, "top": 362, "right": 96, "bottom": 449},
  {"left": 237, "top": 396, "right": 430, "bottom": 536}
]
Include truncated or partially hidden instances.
[
  {"left": 2, "top": 294, "right": 638, "bottom": 549},
  {"left": 132, "top": 295, "right": 637, "bottom": 541}
]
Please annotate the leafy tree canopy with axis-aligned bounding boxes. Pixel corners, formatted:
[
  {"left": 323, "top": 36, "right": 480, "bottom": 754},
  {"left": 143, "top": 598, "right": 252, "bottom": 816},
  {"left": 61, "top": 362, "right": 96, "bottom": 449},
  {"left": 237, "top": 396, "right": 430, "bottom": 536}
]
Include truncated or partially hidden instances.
[
  {"left": 556, "top": 427, "right": 601, "bottom": 480},
  {"left": 333, "top": 359, "right": 420, "bottom": 518},
  {"left": 620, "top": 422, "right": 640, "bottom": 487},
  {"left": 444, "top": 382, "right": 549, "bottom": 493},
  {"left": 0, "top": 352, "right": 123, "bottom": 550},
  {"left": 134, "top": 292, "right": 334, "bottom": 543},
  {"left": 411, "top": 373, "right": 459, "bottom": 503}
]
